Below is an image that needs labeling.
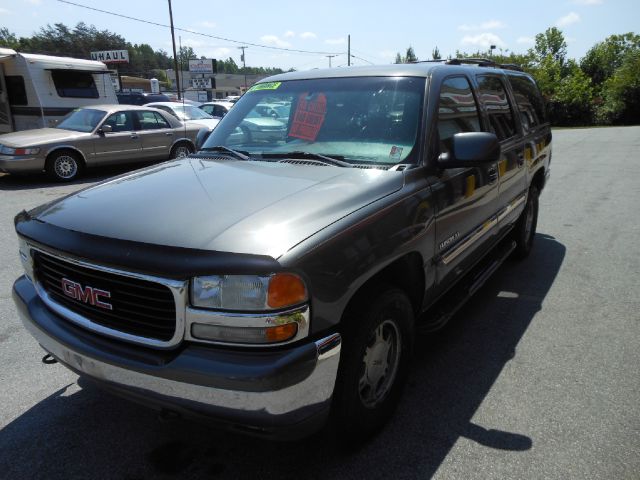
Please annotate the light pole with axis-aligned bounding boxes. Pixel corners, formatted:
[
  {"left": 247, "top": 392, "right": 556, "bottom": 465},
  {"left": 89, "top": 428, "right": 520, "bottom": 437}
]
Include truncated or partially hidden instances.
[
  {"left": 325, "top": 55, "right": 337, "bottom": 68},
  {"left": 238, "top": 46, "right": 248, "bottom": 92},
  {"left": 167, "top": 0, "right": 181, "bottom": 99}
]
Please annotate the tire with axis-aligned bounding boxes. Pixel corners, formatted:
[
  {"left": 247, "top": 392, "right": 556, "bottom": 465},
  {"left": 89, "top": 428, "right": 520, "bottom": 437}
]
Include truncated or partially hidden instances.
[
  {"left": 170, "top": 142, "right": 194, "bottom": 159},
  {"left": 45, "top": 150, "right": 83, "bottom": 182},
  {"left": 512, "top": 185, "right": 539, "bottom": 259},
  {"left": 332, "top": 283, "right": 414, "bottom": 442}
]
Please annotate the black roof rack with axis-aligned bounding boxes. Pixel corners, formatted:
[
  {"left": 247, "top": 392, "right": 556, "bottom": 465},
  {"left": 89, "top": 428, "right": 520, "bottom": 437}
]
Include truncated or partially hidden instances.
[{"left": 411, "top": 57, "right": 523, "bottom": 72}]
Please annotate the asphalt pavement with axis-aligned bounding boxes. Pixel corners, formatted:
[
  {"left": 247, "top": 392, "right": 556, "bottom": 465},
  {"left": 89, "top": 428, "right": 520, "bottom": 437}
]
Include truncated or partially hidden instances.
[{"left": 0, "top": 127, "right": 638, "bottom": 479}]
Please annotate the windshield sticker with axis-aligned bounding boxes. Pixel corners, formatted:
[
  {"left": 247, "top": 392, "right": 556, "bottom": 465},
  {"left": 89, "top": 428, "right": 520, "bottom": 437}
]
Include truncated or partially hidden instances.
[
  {"left": 389, "top": 146, "right": 404, "bottom": 160},
  {"left": 288, "top": 92, "right": 327, "bottom": 142},
  {"left": 248, "top": 82, "right": 281, "bottom": 92}
]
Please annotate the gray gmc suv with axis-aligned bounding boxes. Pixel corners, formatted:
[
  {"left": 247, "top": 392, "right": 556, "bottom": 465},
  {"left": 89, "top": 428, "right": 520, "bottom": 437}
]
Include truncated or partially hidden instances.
[{"left": 12, "top": 60, "right": 551, "bottom": 441}]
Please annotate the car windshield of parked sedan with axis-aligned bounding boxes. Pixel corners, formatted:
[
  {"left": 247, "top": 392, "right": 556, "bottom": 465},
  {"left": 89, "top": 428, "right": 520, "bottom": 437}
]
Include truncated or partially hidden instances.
[
  {"left": 202, "top": 76, "right": 426, "bottom": 165},
  {"left": 56, "top": 108, "right": 107, "bottom": 133},
  {"left": 173, "top": 105, "right": 215, "bottom": 121}
]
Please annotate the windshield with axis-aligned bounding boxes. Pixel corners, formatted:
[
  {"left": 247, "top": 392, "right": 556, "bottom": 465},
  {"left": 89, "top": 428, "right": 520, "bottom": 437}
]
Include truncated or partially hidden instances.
[
  {"left": 173, "top": 105, "right": 214, "bottom": 121},
  {"left": 56, "top": 108, "right": 107, "bottom": 132},
  {"left": 202, "top": 76, "right": 426, "bottom": 165}
]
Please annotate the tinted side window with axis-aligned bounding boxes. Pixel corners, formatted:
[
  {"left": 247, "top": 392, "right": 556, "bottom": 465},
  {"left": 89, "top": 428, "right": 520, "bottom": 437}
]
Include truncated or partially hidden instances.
[
  {"left": 437, "top": 76, "right": 481, "bottom": 153},
  {"left": 476, "top": 75, "right": 517, "bottom": 141},
  {"left": 201, "top": 105, "right": 213, "bottom": 115},
  {"left": 508, "top": 75, "right": 547, "bottom": 132},
  {"left": 5, "top": 76, "right": 28, "bottom": 105},
  {"left": 51, "top": 71, "right": 99, "bottom": 98}
]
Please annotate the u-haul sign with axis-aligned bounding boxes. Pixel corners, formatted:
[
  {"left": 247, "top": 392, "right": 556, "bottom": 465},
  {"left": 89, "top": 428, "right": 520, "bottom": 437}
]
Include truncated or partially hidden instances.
[{"left": 90, "top": 50, "right": 130, "bottom": 64}]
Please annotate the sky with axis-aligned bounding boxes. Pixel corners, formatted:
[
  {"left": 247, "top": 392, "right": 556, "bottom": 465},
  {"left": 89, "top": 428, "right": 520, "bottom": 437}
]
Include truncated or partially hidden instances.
[{"left": 0, "top": 0, "right": 638, "bottom": 71}]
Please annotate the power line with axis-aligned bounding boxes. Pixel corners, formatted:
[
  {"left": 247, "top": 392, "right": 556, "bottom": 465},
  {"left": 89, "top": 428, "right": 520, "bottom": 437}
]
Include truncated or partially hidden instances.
[
  {"left": 349, "top": 54, "right": 375, "bottom": 65},
  {"left": 56, "top": 0, "right": 344, "bottom": 55}
]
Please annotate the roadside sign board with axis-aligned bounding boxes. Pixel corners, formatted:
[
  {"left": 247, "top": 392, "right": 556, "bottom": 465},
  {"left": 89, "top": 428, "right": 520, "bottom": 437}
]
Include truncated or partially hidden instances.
[
  {"left": 188, "top": 59, "right": 215, "bottom": 73},
  {"left": 91, "top": 50, "right": 130, "bottom": 64},
  {"left": 191, "top": 78, "right": 212, "bottom": 89}
]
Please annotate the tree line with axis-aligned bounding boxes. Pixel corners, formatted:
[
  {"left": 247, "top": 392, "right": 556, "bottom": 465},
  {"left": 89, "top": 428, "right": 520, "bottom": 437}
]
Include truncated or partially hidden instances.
[
  {"left": 395, "top": 28, "right": 640, "bottom": 126},
  {"left": 0, "top": 23, "right": 285, "bottom": 85}
]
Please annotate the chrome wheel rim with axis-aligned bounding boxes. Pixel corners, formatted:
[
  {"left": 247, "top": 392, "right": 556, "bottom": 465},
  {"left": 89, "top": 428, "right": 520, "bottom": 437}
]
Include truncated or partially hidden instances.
[
  {"left": 359, "top": 319, "right": 401, "bottom": 408},
  {"left": 173, "top": 146, "right": 190, "bottom": 158},
  {"left": 54, "top": 155, "right": 77, "bottom": 179}
]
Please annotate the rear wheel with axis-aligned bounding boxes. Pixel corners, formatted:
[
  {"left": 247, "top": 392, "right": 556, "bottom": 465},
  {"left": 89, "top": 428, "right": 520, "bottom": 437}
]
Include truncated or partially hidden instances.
[
  {"left": 45, "top": 150, "right": 83, "bottom": 182},
  {"left": 512, "top": 185, "right": 539, "bottom": 259},
  {"left": 332, "top": 284, "right": 414, "bottom": 442},
  {"left": 170, "top": 142, "right": 193, "bottom": 159}
]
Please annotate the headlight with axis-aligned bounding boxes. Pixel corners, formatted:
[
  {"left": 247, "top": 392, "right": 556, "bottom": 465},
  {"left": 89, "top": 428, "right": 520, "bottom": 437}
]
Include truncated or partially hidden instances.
[
  {"left": 191, "top": 273, "right": 308, "bottom": 311},
  {"left": 1, "top": 146, "right": 40, "bottom": 155}
]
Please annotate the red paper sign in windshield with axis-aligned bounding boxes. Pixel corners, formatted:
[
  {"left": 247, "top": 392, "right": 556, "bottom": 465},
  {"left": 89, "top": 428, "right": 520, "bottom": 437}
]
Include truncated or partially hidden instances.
[{"left": 288, "top": 93, "right": 327, "bottom": 142}]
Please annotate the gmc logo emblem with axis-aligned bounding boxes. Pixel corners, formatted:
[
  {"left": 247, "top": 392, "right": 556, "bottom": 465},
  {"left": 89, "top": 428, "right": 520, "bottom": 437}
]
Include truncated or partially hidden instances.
[{"left": 61, "top": 278, "right": 113, "bottom": 310}]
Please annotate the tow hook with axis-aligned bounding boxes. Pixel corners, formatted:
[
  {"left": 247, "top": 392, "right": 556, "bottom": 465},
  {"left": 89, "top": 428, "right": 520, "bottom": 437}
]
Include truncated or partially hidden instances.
[{"left": 42, "top": 353, "right": 58, "bottom": 364}]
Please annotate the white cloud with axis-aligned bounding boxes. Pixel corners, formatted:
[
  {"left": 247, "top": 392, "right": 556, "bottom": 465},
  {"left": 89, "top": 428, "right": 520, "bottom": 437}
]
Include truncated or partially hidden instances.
[
  {"left": 0, "top": 7, "right": 11, "bottom": 14},
  {"left": 458, "top": 20, "right": 505, "bottom": 31},
  {"left": 461, "top": 33, "right": 505, "bottom": 48},
  {"left": 284, "top": 30, "right": 295, "bottom": 38},
  {"left": 516, "top": 36, "right": 535, "bottom": 45},
  {"left": 556, "top": 12, "right": 580, "bottom": 27},
  {"left": 299, "top": 31, "right": 317, "bottom": 39},
  {"left": 571, "top": 0, "right": 602, "bottom": 4},
  {"left": 260, "top": 35, "right": 291, "bottom": 48},
  {"left": 325, "top": 37, "right": 345, "bottom": 45},
  {"left": 23, "top": 0, "right": 42, "bottom": 4},
  {"left": 198, "top": 20, "right": 217, "bottom": 29}
]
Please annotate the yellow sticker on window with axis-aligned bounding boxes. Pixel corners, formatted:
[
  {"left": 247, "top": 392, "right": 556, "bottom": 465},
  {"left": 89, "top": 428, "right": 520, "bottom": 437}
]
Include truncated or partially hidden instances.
[{"left": 248, "top": 82, "right": 282, "bottom": 92}]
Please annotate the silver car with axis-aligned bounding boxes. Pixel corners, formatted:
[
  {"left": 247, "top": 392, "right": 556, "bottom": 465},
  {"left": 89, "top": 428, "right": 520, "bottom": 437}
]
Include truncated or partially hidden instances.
[{"left": 0, "top": 105, "right": 201, "bottom": 181}]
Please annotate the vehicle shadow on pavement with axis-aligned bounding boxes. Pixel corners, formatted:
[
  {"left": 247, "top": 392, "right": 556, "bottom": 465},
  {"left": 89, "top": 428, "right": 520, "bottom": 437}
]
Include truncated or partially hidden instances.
[{"left": 0, "top": 233, "right": 565, "bottom": 480}]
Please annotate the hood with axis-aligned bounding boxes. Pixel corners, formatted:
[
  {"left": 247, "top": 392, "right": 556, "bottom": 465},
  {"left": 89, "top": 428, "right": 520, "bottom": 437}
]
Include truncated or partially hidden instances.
[
  {"left": 187, "top": 119, "right": 220, "bottom": 131},
  {"left": 0, "top": 128, "right": 86, "bottom": 147},
  {"left": 32, "top": 158, "right": 404, "bottom": 258}
]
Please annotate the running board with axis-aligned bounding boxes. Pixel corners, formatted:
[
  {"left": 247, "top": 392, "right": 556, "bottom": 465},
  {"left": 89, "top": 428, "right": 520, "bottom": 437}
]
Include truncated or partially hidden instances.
[{"left": 417, "top": 240, "right": 516, "bottom": 333}]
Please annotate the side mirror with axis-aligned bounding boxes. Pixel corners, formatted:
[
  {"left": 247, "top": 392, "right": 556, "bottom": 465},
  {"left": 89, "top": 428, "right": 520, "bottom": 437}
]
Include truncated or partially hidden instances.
[
  {"left": 195, "top": 127, "right": 211, "bottom": 150},
  {"left": 438, "top": 132, "right": 501, "bottom": 168},
  {"left": 98, "top": 124, "right": 113, "bottom": 135}
]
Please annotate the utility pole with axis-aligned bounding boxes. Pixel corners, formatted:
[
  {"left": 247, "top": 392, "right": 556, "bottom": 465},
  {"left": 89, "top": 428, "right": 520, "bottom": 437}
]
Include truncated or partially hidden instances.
[
  {"left": 347, "top": 34, "right": 351, "bottom": 66},
  {"left": 325, "top": 55, "right": 337, "bottom": 68},
  {"left": 238, "top": 46, "right": 248, "bottom": 92},
  {"left": 167, "top": 0, "right": 181, "bottom": 99}
]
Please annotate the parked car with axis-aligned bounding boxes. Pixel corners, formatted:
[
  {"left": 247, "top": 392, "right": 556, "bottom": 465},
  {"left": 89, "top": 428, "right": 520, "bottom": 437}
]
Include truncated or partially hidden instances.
[
  {"left": 223, "top": 95, "right": 241, "bottom": 103},
  {"left": 144, "top": 102, "right": 220, "bottom": 131},
  {"left": 199, "top": 101, "right": 234, "bottom": 119},
  {"left": 117, "top": 92, "right": 171, "bottom": 105},
  {"left": 12, "top": 60, "right": 551, "bottom": 441},
  {"left": 0, "top": 105, "right": 201, "bottom": 181}
]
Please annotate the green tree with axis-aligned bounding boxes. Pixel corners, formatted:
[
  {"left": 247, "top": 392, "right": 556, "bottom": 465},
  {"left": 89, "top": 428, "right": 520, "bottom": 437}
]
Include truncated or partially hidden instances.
[
  {"left": 432, "top": 46, "right": 441, "bottom": 60},
  {"left": 0, "top": 28, "right": 20, "bottom": 49},
  {"left": 596, "top": 50, "right": 640, "bottom": 124},
  {"left": 530, "top": 27, "right": 568, "bottom": 69},
  {"left": 581, "top": 33, "right": 640, "bottom": 87},
  {"left": 394, "top": 46, "right": 418, "bottom": 63}
]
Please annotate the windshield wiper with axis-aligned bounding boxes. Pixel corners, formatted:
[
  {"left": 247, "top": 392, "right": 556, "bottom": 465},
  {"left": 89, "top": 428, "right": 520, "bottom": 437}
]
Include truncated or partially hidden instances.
[
  {"left": 199, "top": 145, "right": 251, "bottom": 161},
  {"left": 262, "top": 151, "right": 353, "bottom": 168}
]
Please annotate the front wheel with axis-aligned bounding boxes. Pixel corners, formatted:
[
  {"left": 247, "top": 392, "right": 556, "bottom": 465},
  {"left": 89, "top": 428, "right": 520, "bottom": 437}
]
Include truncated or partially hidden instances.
[
  {"left": 332, "top": 284, "right": 414, "bottom": 442},
  {"left": 512, "top": 185, "right": 539, "bottom": 259},
  {"left": 45, "top": 150, "right": 82, "bottom": 182}
]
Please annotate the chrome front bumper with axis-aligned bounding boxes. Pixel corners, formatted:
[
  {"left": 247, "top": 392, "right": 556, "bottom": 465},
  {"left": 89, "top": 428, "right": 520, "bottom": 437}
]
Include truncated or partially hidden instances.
[{"left": 13, "top": 276, "right": 341, "bottom": 439}]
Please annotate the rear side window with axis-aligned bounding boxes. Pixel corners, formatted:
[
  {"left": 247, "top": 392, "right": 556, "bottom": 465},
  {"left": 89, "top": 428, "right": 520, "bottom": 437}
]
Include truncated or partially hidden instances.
[
  {"left": 51, "top": 70, "right": 99, "bottom": 98},
  {"left": 476, "top": 75, "right": 517, "bottom": 141},
  {"left": 5, "top": 75, "right": 28, "bottom": 105},
  {"left": 437, "top": 76, "right": 481, "bottom": 153},
  {"left": 508, "top": 75, "right": 546, "bottom": 132},
  {"left": 136, "top": 110, "right": 171, "bottom": 130}
]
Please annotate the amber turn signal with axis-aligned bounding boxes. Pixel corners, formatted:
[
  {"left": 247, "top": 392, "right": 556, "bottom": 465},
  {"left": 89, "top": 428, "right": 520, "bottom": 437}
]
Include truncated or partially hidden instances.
[
  {"left": 267, "top": 273, "right": 308, "bottom": 309},
  {"left": 265, "top": 322, "right": 299, "bottom": 342}
]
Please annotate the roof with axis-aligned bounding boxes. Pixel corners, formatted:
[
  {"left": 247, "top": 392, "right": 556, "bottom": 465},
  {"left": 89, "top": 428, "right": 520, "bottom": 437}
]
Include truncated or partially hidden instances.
[
  {"left": 19, "top": 52, "right": 109, "bottom": 71},
  {"left": 260, "top": 61, "right": 529, "bottom": 83}
]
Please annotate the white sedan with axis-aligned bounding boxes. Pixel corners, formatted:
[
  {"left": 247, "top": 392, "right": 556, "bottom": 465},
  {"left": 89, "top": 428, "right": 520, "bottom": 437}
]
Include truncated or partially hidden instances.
[{"left": 144, "top": 102, "right": 220, "bottom": 131}]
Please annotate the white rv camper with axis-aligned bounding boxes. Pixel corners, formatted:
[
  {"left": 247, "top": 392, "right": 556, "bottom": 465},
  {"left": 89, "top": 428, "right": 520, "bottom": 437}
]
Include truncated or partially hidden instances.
[{"left": 0, "top": 48, "right": 117, "bottom": 132}]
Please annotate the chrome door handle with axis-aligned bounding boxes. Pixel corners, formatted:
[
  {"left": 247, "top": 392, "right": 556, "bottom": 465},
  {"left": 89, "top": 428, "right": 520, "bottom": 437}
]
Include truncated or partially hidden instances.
[
  {"left": 487, "top": 166, "right": 498, "bottom": 184},
  {"left": 130, "top": 133, "right": 139, "bottom": 139},
  {"left": 165, "top": 132, "right": 173, "bottom": 136}
]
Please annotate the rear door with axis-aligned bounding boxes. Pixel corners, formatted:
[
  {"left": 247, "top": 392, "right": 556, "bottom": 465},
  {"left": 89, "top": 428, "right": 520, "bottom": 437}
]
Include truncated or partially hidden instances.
[
  {"left": 431, "top": 75, "right": 500, "bottom": 290},
  {"left": 134, "top": 110, "right": 175, "bottom": 160},
  {"left": 475, "top": 74, "right": 526, "bottom": 233},
  {"left": 93, "top": 110, "right": 142, "bottom": 164},
  {"left": 0, "top": 65, "right": 14, "bottom": 133}
]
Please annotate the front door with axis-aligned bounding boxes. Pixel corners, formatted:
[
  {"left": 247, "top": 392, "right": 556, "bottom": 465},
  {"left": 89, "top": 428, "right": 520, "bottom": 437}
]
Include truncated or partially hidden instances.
[
  {"left": 430, "top": 75, "right": 500, "bottom": 292},
  {"left": 0, "top": 65, "right": 14, "bottom": 133},
  {"left": 93, "top": 110, "right": 142, "bottom": 164}
]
